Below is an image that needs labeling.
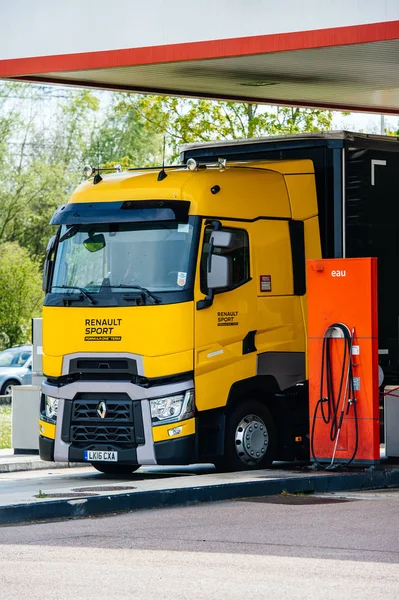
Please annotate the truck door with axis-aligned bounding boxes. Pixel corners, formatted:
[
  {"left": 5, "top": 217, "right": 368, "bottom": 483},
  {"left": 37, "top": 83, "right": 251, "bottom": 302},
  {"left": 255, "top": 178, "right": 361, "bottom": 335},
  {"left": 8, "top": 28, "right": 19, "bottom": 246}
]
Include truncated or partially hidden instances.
[{"left": 194, "top": 220, "right": 258, "bottom": 414}]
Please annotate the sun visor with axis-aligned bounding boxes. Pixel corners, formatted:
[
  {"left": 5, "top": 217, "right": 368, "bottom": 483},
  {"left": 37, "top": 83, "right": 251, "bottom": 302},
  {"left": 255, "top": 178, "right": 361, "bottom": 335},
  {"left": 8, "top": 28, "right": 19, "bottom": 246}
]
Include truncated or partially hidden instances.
[{"left": 50, "top": 200, "right": 191, "bottom": 225}]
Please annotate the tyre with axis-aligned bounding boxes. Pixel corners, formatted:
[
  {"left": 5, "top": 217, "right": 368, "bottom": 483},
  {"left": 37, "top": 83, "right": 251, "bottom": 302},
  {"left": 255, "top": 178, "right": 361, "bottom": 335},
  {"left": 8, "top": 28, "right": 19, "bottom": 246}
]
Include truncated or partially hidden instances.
[
  {"left": 1, "top": 379, "right": 20, "bottom": 396},
  {"left": 219, "top": 400, "right": 276, "bottom": 471},
  {"left": 91, "top": 463, "right": 141, "bottom": 475}
]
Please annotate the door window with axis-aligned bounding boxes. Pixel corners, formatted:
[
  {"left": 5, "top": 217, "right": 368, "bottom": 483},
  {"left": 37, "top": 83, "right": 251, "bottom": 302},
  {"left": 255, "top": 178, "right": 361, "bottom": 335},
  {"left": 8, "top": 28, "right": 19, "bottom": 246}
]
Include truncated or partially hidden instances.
[{"left": 200, "top": 226, "right": 249, "bottom": 294}]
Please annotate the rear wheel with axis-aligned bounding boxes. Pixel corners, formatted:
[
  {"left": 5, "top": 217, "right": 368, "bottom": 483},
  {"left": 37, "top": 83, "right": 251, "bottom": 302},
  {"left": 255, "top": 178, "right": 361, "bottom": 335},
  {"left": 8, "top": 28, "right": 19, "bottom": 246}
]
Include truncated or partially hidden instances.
[
  {"left": 219, "top": 400, "right": 276, "bottom": 471},
  {"left": 91, "top": 463, "right": 141, "bottom": 475},
  {"left": 1, "top": 379, "right": 20, "bottom": 396}
]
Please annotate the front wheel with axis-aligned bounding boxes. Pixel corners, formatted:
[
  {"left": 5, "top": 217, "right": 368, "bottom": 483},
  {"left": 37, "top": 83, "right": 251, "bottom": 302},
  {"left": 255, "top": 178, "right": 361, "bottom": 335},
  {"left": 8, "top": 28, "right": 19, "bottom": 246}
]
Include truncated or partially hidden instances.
[
  {"left": 219, "top": 400, "right": 276, "bottom": 471},
  {"left": 91, "top": 463, "right": 141, "bottom": 475},
  {"left": 1, "top": 379, "right": 20, "bottom": 396}
]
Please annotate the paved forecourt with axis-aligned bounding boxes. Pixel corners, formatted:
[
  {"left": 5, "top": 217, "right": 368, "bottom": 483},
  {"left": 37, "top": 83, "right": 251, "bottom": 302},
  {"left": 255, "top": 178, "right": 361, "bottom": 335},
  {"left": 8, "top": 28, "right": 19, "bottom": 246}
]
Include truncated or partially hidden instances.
[{"left": 1, "top": 461, "right": 399, "bottom": 526}]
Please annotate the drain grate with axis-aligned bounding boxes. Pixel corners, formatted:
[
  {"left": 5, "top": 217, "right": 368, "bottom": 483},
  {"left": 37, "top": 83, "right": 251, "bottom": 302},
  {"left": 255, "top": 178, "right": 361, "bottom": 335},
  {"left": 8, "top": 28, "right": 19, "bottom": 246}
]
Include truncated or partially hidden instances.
[
  {"left": 239, "top": 495, "right": 355, "bottom": 505},
  {"left": 72, "top": 486, "right": 136, "bottom": 492}
]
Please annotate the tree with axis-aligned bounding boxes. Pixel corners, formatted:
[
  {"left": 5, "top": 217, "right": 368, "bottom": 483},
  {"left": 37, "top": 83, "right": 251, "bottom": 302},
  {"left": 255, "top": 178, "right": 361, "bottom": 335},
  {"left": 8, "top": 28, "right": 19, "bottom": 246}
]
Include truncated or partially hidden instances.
[
  {"left": 87, "top": 92, "right": 162, "bottom": 168},
  {"left": 0, "top": 84, "right": 100, "bottom": 260},
  {"left": 115, "top": 96, "right": 334, "bottom": 160},
  {"left": 51, "top": 88, "right": 100, "bottom": 174},
  {"left": 0, "top": 242, "right": 43, "bottom": 349}
]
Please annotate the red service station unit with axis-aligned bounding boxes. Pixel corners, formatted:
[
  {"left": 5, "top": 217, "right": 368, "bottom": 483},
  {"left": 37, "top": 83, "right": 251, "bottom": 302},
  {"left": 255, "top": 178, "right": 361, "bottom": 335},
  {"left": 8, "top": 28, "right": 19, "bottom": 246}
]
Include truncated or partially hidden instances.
[{"left": 307, "top": 258, "right": 380, "bottom": 466}]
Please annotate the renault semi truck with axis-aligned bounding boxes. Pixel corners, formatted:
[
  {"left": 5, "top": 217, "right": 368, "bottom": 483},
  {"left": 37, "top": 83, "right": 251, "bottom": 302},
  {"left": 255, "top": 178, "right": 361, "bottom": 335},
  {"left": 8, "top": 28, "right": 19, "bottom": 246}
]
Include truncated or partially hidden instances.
[{"left": 39, "top": 132, "right": 399, "bottom": 473}]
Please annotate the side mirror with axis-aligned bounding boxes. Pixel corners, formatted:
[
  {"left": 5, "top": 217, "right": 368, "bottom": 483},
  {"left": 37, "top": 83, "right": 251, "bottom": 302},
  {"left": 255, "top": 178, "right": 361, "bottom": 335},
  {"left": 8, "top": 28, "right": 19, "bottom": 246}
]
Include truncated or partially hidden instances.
[
  {"left": 207, "top": 254, "right": 232, "bottom": 290},
  {"left": 197, "top": 231, "right": 234, "bottom": 310},
  {"left": 42, "top": 235, "right": 56, "bottom": 293},
  {"left": 209, "top": 230, "right": 232, "bottom": 248},
  {"left": 83, "top": 233, "right": 106, "bottom": 253},
  {"left": 206, "top": 230, "right": 233, "bottom": 290}
]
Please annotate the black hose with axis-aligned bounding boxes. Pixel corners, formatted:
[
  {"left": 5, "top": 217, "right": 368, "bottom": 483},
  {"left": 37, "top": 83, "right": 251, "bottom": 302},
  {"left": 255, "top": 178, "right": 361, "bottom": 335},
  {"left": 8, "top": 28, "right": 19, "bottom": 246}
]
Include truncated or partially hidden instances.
[{"left": 310, "top": 322, "right": 359, "bottom": 470}]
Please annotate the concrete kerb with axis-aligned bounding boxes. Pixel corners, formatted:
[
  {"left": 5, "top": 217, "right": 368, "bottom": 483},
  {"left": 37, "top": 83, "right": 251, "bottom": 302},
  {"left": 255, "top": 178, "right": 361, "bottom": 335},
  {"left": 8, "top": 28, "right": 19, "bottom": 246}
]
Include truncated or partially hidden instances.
[
  {"left": 0, "top": 450, "right": 88, "bottom": 473},
  {"left": 0, "top": 459, "right": 87, "bottom": 474},
  {"left": 1, "top": 467, "right": 399, "bottom": 526}
]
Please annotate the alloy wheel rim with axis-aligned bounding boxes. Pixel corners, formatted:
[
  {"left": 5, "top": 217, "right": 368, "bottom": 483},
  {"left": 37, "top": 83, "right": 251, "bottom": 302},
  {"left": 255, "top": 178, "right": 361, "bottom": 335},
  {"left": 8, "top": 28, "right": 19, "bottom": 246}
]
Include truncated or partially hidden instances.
[{"left": 235, "top": 414, "right": 268, "bottom": 465}]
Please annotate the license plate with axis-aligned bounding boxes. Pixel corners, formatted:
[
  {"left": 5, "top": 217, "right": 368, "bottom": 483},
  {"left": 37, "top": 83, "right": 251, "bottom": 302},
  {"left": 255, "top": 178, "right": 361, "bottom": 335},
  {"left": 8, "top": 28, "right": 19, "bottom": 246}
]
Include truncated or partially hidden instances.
[{"left": 84, "top": 450, "right": 118, "bottom": 462}]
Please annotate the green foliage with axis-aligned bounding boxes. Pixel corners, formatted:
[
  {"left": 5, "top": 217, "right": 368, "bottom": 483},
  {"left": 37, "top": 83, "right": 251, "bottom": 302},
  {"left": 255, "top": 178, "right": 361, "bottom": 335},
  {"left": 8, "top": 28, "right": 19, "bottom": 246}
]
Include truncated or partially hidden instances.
[
  {"left": 35, "top": 489, "right": 48, "bottom": 498},
  {"left": 52, "top": 89, "right": 100, "bottom": 172},
  {"left": 0, "top": 405, "right": 11, "bottom": 449},
  {"left": 115, "top": 96, "right": 334, "bottom": 160},
  {"left": 0, "top": 242, "right": 43, "bottom": 348},
  {"left": 0, "top": 84, "right": 100, "bottom": 260},
  {"left": 87, "top": 93, "right": 162, "bottom": 167},
  {"left": 0, "top": 160, "right": 66, "bottom": 258}
]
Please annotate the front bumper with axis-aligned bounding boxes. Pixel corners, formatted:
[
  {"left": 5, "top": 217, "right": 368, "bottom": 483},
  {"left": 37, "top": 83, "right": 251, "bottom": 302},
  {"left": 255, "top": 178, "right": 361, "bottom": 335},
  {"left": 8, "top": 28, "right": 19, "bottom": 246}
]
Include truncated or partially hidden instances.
[
  {"left": 39, "top": 377, "right": 196, "bottom": 466},
  {"left": 39, "top": 431, "right": 196, "bottom": 466}
]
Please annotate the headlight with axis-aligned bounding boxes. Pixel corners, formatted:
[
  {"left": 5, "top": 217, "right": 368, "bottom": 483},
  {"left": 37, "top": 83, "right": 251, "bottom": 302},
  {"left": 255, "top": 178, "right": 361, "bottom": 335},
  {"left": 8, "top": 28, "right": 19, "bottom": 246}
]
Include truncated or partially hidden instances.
[
  {"left": 45, "top": 395, "right": 58, "bottom": 421},
  {"left": 150, "top": 389, "right": 194, "bottom": 425}
]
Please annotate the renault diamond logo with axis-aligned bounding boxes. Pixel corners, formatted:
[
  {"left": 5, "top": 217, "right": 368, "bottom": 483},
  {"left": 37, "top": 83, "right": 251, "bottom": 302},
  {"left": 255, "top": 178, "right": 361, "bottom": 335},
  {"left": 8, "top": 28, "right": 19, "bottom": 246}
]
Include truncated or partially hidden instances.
[{"left": 97, "top": 401, "right": 107, "bottom": 419}]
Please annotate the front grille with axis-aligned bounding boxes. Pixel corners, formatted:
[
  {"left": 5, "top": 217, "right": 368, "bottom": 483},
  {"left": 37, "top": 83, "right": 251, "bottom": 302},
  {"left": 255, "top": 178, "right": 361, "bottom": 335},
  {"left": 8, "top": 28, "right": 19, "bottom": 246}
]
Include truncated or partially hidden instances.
[
  {"left": 66, "top": 395, "right": 144, "bottom": 447},
  {"left": 72, "top": 400, "right": 131, "bottom": 422},
  {"left": 71, "top": 425, "right": 134, "bottom": 444}
]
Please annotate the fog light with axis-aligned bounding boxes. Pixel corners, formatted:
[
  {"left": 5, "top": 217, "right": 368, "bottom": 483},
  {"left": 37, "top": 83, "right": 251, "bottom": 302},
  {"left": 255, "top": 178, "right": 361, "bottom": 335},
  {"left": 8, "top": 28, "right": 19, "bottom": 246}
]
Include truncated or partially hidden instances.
[{"left": 168, "top": 426, "right": 182, "bottom": 437}]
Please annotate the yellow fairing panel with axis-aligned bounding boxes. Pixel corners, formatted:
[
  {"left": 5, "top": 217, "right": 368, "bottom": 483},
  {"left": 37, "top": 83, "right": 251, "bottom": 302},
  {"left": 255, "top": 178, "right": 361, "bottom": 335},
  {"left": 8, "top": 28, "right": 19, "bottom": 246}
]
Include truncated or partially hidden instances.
[
  {"left": 71, "top": 167, "right": 291, "bottom": 223},
  {"left": 42, "top": 302, "right": 194, "bottom": 377},
  {"left": 39, "top": 419, "right": 56, "bottom": 440},
  {"left": 152, "top": 418, "right": 195, "bottom": 443},
  {"left": 183, "top": 168, "right": 291, "bottom": 221},
  {"left": 284, "top": 173, "right": 318, "bottom": 221},
  {"left": 253, "top": 220, "right": 293, "bottom": 296},
  {"left": 70, "top": 170, "right": 188, "bottom": 204},
  {"left": 257, "top": 297, "right": 305, "bottom": 354}
]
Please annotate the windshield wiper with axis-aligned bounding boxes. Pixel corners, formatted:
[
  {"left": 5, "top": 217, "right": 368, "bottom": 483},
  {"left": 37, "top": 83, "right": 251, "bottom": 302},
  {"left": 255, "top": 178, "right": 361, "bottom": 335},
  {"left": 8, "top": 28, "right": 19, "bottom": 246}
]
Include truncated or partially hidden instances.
[
  {"left": 112, "top": 284, "right": 161, "bottom": 305},
  {"left": 52, "top": 285, "right": 96, "bottom": 305}
]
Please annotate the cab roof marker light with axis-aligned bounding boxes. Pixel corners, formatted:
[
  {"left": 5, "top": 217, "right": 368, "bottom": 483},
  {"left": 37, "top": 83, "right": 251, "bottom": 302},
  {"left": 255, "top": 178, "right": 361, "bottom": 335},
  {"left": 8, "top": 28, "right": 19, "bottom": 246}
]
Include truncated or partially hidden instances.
[
  {"left": 187, "top": 158, "right": 227, "bottom": 171},
  {"left": 187, "top": 158, "right": 198, "bottom": 171},
  {"left": 83, "top": 164, "right": 124, "bottom": 180},
  {"left": 83, "top": 164, "right": 93, "bottom": 178}
]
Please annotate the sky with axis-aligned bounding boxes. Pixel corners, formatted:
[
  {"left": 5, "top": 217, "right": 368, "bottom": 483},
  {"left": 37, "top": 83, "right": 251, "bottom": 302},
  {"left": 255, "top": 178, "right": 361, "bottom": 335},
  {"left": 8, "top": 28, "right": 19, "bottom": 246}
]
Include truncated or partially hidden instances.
[{"left": 332, "top": 111, "right": 398, "bottom": 134}]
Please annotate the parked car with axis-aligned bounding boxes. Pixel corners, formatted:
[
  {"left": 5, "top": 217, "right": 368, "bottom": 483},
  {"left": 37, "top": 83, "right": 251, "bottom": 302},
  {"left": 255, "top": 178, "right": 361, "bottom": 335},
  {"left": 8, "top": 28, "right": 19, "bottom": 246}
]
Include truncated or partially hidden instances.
[{"left": 0, "top": 345, "right": 32, "bottom": 396}]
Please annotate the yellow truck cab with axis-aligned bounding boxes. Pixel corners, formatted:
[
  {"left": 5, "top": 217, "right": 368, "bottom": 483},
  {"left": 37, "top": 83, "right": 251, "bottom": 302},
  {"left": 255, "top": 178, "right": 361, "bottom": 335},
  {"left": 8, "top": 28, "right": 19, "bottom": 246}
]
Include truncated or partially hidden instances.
[
  {"left": 39, "top": 152, "right": 318, "bottom": 473},
  {"left": 39, "top": 131, "right": 399, "bottom": 472}
]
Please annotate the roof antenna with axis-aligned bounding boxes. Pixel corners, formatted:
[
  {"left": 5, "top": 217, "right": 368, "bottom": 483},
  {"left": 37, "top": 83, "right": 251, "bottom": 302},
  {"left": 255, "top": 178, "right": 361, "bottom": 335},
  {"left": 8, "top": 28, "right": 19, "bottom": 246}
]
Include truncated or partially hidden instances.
[
  {"left": 158, "top": 135, "right": 168, "bottom": 181},
  {"left": 93, "top": 140, "right": 103, "bottom": 185}
]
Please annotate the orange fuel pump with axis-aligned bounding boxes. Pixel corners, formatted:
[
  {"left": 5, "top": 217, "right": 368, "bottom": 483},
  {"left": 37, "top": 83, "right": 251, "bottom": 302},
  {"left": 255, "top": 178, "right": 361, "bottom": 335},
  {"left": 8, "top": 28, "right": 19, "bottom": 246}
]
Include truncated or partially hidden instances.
[{"left": 307, "top": 258, "right": 380, "bottom": 467}]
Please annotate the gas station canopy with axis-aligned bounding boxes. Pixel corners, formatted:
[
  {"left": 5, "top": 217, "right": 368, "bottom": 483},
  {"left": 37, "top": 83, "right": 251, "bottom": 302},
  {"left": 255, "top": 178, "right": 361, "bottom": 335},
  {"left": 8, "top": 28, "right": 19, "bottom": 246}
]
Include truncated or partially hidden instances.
[{"left": 1, "top": 0, "right": 399, "bottom": 113}]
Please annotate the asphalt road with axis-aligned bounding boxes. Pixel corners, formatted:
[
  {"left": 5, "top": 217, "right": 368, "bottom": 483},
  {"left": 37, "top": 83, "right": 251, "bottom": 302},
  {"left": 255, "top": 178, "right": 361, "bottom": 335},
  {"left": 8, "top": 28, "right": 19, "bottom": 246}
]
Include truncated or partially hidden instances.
[{"left": 0, "top": 490, "right": 398, "bottom": 599}]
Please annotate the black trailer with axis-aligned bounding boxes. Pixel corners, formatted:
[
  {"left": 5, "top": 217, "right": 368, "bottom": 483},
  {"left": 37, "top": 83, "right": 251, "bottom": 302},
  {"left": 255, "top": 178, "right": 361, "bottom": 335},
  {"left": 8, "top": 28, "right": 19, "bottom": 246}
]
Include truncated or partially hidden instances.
[{"left": 181, "top": 132, "right": 399, "bottom": 382}]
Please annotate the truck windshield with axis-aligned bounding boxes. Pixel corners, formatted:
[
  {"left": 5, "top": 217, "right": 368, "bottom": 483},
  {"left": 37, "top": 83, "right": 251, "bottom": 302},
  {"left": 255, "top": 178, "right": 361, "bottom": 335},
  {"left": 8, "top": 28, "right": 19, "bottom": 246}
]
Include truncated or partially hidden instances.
[{"left": 51, "top": 220, "right": 196, "bottom": 298}]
